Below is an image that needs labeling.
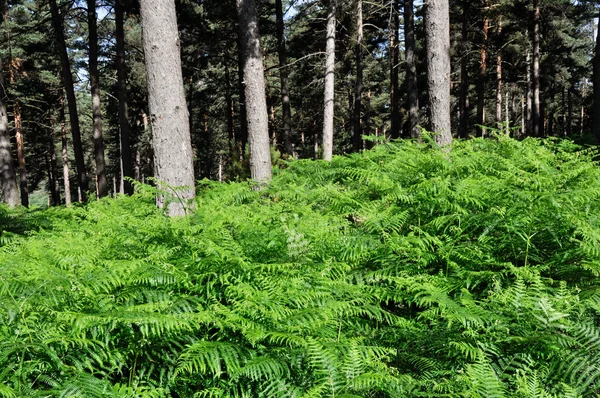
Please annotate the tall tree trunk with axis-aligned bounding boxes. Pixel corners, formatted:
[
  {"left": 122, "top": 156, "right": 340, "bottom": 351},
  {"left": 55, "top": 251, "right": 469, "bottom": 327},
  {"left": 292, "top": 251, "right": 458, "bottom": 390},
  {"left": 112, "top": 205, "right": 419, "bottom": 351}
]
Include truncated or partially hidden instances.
[
  {"left": 139, "top": 0, "right": 196, "bottom": 216},
  {"left": 593, "top": 8, "right": 600, "bottom": 143},
  {"left": 458, "top": 0, "right": 469, "bottom": 138},
  {"left": 495, "top": 18, "right": 502, "bottom": 125},
  {"left": 237, "top": 43, "right": 248, "bottom": 159},
  {"left": 476, "top": 0, "right": 489, "bottom": 136},
  {"left": 60, "top": 97, "right": 71, "bottom": 206},
  {"left": 50, "top": 0, "right": 89, "bottom": 201},
  {"left": 87, "top": 0, "right": 107, "bottom": 198},
  {"left": 0, "top": 62, "right": 18, "bottom": 207},
  {"left": 276, "top": 0, "right": 294, "bottom": 156},
  {"left": 237, "top": 0, "right": 272, "bottom": 182},
  {"left": 526, "top": 50, "right": 532, "bottom": 134},
  {"left": 531, "top": 0, "right": 541, "bottom": 137},
  {"left": 567, "top": 87, "right": 573, "bottom": 136},
  {"left": 322, "top": 0, "right": 336, "bottom": 160},
  {"left": 47, "top": 121, "right": 60, "bottom": 206},
  {"left": 424, "top": 0, "right": 452, "bottom": 146},
  {"left": 115, "top": 0, "right": 133, "bottom": 195},
  {"left": 405, "top": 0, "right": 419, "bottom": 138},
  {"left": 14, "top": 101, "right": 28, "bottom": 207},
  {"left": 352, "top": 0, "right": 363, "bottom": 151},
  {"left": 390, "top": 0, "right": 401, "bottom": 139}
]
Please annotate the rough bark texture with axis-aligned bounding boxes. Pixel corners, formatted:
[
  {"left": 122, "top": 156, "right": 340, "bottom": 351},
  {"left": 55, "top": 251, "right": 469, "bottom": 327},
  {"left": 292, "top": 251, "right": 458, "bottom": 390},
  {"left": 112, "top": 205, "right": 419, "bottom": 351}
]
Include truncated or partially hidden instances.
[
  {"left": 236, "top": 0, "right": 272, "bottom": 182},
  {"left": 593, "top": 8, "right": 600, "bottom": 143},
  {"left": 476, "top": 0, "right": 488, "bottom": 137},
  {"left": 14, "top": 101, "right": 28, "bottom": 207},
  {"left": 60, "top": 98, "right": 71, "bottom": 206},
  {"left": 322, "top": 0, "right": 336, "bottom": 161},
  {"left": 531, "top": 0, "right": 541, "bottom": 137},
  {"left": 50, "top": 0, "right": 89, "bottom": 201},
  {"left": 116, "top": 0, "right": 133, "bottom": 195},
  {"left": 495, "top": 18, "right": 502, "bottom": 124},
  {"left": 87, "top": 0, "right": 107, "bottom": 198},
  {"left": 404, "top": 0, "right": 419, "bottom": 138},
  {"left": 352, "top": 0, "right": 363, "bottom": 151},
  {"left": 424, "top": 0, "right": 452, "bottom": 146},
  {"left": 458, "top": 0, "right": 469, "bottom": 138},
  {"left": 390, "top": 0, "right": 401, "bottom": 139},
  {"left": 0, "top": 61, "right": 18, "bottom": 207},
  {"left": 276, "top": 0, "right": 294, "bottom": 156},
  {"left": 139, "top": 0, "right": 196, "bottom": 216}
]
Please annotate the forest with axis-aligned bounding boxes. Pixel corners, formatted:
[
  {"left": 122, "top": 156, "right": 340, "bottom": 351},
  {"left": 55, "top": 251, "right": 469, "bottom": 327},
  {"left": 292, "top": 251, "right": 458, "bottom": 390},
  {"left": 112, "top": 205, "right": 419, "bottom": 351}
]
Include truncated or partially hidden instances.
[{"left": 2, "top": 0, "right": 600, "bottom": 396}]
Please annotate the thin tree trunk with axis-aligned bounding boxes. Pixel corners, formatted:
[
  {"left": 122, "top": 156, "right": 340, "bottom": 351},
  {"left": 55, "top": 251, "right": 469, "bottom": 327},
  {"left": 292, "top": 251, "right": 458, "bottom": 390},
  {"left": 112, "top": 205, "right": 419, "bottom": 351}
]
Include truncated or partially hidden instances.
[
  {"left": 237, "top": 0, "right": 272, "bottom": 182},
  {"left": 50, "top": 0, "right": 89, "bottom": 201},
  {"left": 458, "top": 0, "right": 469, "bottom": 138},
  {"left": 476, "top": 0, "right": 489, "bottom": 137},
  {"left": 276, "top": 0, "right": 294, "bottom": 156},
  {"left": 531, "top": 0, "right": 541, "bottom": 137},
  {"left": 47, "top": 116, "right": 60, "bottom": 205},
  {"left": 237, "top": 42, "right": 248, "bottom": 159},
  {"left": 526, "top": 50, "right": 532, "bottom": 134},
  {"left": 139, "top": 0, "right": 196, "bottom": 216},
  {"left": 495, "top": 18, "right": 502, "bottom": 125},
  {"left": 116, "top": 0, "right": 133, "bottom": 194},
  {"left": 390, "top": 0, "right": 401, "bottom": 139},
  {"left": 14, "top": 101, "right": 28, "bottom": 207},
  {"left": 322, "top": 0, "right": 336, "bottom": 160},
  {"left": 424, "top": 0, "right": 452, "bottom": 146},
  {"left": 87, "top": 0, "right": 107, "bottom": 198},
  {"left": 0, "top": 59, "right": 18, "bottom": 207},
  {"left": 352, "top": 0, "right": 363, "bottom": 151},
  {"left": 60, "top": 97, "right": 71, "bottom": 206},
  {"left": 567, "top": 87, "right": 573, "bottom": 136},
  {"left": 593, "top": 8, "right": 600, "bottom": 143}
]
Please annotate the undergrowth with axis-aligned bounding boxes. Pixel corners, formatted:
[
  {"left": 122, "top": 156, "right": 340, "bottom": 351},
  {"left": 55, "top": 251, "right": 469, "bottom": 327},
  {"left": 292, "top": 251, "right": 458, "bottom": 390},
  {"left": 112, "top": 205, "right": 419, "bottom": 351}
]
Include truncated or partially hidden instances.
[{"left": 1, "top": 136, "right": 600, "bottom": 397}]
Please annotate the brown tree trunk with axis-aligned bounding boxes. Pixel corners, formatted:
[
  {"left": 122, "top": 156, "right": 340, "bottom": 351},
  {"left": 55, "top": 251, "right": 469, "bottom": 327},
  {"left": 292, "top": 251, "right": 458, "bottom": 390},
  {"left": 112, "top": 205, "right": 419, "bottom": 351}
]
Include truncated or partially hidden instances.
[
  {"left": 276, "top": 0, "right": 294, "bottom": 156},
  {"left": 60, "top": 97, "right": 71, "bottom": 206},
  {"left": 352, "top": 0, "right": 363, "bottom": 151},
  {"left": 0, "top": 59, "right": 18, "bottom": 207},
  {"left": 139, "top": 0, "right": 196, "bottom": 216},
  {"left": 593, "top": 8, "right": 600, "bottom": 143},
  {"left": 390, "top": 0, "right": 401, "bottom": 139},
  {"left": 237, "top": 0, "right": 272, "bottom": 182},
  {"left": 47, "top": 117, "right": 61, "bottom": 206},
  {"left": 322, "top": 0, "right": 336, "bottom": 160},
  {"left": 50, "top": 0, "right": 89, "bottom": 201},
  {"left": 87, "top": 0, "right": 107, "bottom": 198},
  {"left": 567, "top": 87, "right": 573, "bottom": 136},
  {"left": 531, "top": 0, "right": 541, "bottom": 137},
  {"left": 237, "top": 43, "right": 248, "bottom": 159},
  {"left": 458, "top": 0, "right": 469, "bottom": 138},
  {"left": 405, "top": 0, "right": 419, "bottom": 138},
  {"left": 14, "top": 101, "right": 28, "bottom": 207},
  {"left": 424, "top": 0, "right": 452, "bottom": 146},
  {"left": 476, "top": 0, "right": 489, "bottom": 137},
  {"left": 116, "top": 0, "right": 133, "bottom": 194}
]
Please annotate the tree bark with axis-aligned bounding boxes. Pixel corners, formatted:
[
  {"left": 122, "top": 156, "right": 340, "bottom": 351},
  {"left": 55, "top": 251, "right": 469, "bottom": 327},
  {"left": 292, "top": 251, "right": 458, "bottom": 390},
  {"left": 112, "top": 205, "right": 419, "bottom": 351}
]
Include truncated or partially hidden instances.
[
  {"left": 531, "top": 0, "right": 541, "bottom": 137},
  {"left": 476, "top": 0, "right": 488, "bottom": 137},
  {"left": 139, "top": 0, "right": 196, "bottom": 216},
  {"left": 276, "top": 0, "right": 294, "bottom": 156},
  {"left": 14, "top": 101, "right": 28, "bottom": 207},
  {"left": 352, "top": 0, "right": 363, "bottom": 151},
  {"left": 322, "top": 0, "right": 336, "bottom": 160},
  {"left": 424, "top": 0, "right": 452, "bottom": 146},
  {"left": 50, "top": 0, "right": 89, "bottom": 201},
  {"left": 593, "top": 8, "right": 600, "bottom": 143},
  {"left": 458, "top": 0, "right": 469, "bottom": 138},
  {"left": 405, "top": 0, "right": 419, "bottom": 138},
  {"left": 567, "top": 87, "right": 573, "bottom": 136},
  {"left": 0, "top": 61, "right": 18, "bottom": 207},
  {"left": 495, "top": 18, "right": 502, "bottom": 125},
  {"left": 47, "top": 120, "right": 60, "bottom": 206},
  {"left": 60, "top": 97, "right": 71, "bottom": 206},
  {"left": 390, "top": 0, "right": 401, "bottom": 139},
  {"left": 87, "top": 0, "right": 107, "bottom": 198},
  {"left": 115, "top": 0, "right": 133, "bottom": 195},
  {"left": 237, "top": 0, "right": 272, "bottom": 182}
]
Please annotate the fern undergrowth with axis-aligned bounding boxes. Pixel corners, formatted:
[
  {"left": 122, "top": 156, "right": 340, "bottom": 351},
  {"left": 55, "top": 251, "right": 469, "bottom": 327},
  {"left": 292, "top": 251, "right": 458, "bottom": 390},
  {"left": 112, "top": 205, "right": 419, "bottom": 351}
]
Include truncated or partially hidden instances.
[{"left": 1, "top": 136, "right": 600, "bottom": 397}]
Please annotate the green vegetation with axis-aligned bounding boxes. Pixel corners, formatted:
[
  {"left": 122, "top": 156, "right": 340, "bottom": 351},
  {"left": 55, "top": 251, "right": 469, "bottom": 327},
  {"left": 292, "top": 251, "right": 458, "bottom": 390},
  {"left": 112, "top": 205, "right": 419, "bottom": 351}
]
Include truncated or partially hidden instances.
[{"left": 1, "top": 137, "right": 600, "bottom": 397}]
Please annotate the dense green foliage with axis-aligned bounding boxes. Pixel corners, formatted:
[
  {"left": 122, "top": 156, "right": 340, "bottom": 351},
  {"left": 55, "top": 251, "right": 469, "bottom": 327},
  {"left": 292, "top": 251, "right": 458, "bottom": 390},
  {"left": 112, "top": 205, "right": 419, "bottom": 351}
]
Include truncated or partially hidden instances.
[{"left": 1, "top": 137, "right": 600, "bottom": 397}]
